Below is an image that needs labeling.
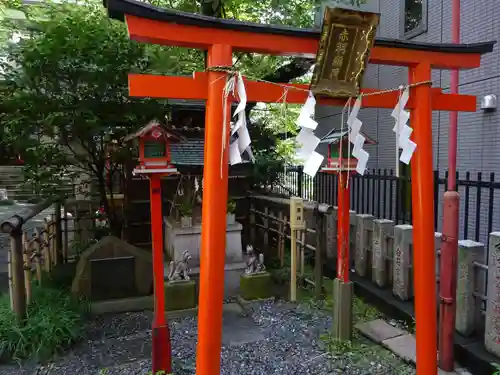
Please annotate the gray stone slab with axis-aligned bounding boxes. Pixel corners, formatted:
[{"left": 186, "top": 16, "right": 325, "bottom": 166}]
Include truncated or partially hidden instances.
[
  {"left": 222, "top": 303, "right": 264, "bottom": 346},
  {"left": 382, "top": 333, "right": 416, "bottom": 363},
  {"left": 355, "top": 319, "right": 405, "bottom": 343}
]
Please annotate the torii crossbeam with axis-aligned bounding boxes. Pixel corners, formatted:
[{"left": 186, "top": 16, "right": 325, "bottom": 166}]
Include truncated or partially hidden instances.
[{"left": 103, "top": 1, "right": 495, "bottom": 374}]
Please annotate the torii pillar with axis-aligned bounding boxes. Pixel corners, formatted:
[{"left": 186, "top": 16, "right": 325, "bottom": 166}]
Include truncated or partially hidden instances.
[{"left": 102, "top": 1, "right": 494, "bottom": 374}]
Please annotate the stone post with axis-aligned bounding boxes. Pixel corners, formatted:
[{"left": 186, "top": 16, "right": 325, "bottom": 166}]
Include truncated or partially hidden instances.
[
  {"left": 455, "top": 240, "right": 483, "bottom": 336},
  {"left": 393, "top": 225, "right": 413, "bottom": 301},
  {"left": 372, "top": 219, "right": 394, "bottom": 287},
  {"left": 355, "top": 214, "right": 374, "bottom": 277},
  {"left": 325, "top": 207, "right": 337, "bottom": 260},
  {"left": 485, "top": 232, "right": 500, "bottom": 356}
]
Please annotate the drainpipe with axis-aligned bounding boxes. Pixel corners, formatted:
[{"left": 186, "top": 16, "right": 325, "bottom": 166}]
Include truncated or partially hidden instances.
[{"left": 438, "top": 0, "right": 460, "bottom": 371}]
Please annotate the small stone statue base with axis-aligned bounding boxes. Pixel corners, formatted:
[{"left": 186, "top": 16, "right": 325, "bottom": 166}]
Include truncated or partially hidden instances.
[
  {"left": 164, "top": 280, "right": 196, "bottom": 311},
  {"left": 240, "top": 272, "right": 272, "bottom": 301}
]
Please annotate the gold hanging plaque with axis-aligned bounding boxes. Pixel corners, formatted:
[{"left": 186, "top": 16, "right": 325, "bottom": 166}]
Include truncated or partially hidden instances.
[{"left": 311, "top": 7, "right": 380, "bottom": 98}]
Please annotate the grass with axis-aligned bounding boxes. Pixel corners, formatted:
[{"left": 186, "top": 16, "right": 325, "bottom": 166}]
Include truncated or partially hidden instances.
[
  {"left": 0, "top": 285, "right": 88, "bottom": 362},
  {"left": 294, "top": 272, "right": 415, "bottom": 374}
]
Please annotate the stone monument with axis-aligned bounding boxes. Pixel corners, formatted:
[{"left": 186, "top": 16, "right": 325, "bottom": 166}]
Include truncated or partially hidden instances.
[{"left": 71, "top": 236, "right": 153, "bottom": 301}]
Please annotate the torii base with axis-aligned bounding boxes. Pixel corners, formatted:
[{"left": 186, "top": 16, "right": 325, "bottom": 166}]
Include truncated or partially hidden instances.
[
  {"left": 332, "top": 278, "right": 353, "bottom": 341},
  {"left": 152, "top": 322, "right": 172, "bottom": 374}
]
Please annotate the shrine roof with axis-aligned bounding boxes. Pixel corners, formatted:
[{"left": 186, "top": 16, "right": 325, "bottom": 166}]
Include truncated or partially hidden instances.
[
  {"left": 170, "top": 138, "right": 250, "bottom": 165},
  {"left": 320, "top": 129, "right": 377, "bottom": 145},
  {"left": 104, "top": 0, "right": 495, "bottom": 55},
  {"left": 123, "top": 120, "right": 185, "bottom": 142}
]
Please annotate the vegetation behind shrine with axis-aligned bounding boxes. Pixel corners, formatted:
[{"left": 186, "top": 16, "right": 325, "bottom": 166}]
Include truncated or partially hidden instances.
[{"left": 0, "top": 0, "right": 364, "bottom": 229}]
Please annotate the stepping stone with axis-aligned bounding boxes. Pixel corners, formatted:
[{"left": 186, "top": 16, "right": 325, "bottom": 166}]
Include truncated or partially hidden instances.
[
  {"left": 355, "top": 319, "right": 405, "bottom": 343},
  {"left": 382, "top": 333, "right": 417, "bottom": 363},
  {"left": 222, "top": 303, "right": 264, "bottom": 346}
]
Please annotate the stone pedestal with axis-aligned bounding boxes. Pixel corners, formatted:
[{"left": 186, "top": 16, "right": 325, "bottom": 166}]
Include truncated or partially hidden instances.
[
  {"left": 164, "top": 217, "right": 246, "bottom": 298},
  {"left": 240, "top": 272, "right": 272, "bottom": 301},
  {"left": 165, "top": 280, "right": 196, "bottom": 311},
  {"left": 372, "top": 219, "right": 394, "bottom": 287},
  {"left": 456, "top": 239, "right": 484, "bottom": 336},
  {"left": 164, "top": 217, "right": 244, "bottom": 267},
  {"left": 355, "top": 214, "right": 374, "bottom": 277},
  {"left": 393, "top": 225, "right": 413, "bottom": 301},
  {"left": 485, "top": 232, "right": 500, "bottom": 356}
]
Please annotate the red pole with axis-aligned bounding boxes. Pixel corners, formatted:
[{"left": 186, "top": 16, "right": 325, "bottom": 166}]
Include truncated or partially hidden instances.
[
  {"left": 150, "top": 174, "right": 172, "bottom": 374},
  {"left": 196, "top": 43, "right": 232, "bottom": 375},
  {"left": 409, "top": 64, "right": 438, "bottom": 375},
  {"left": 439, "top": 0, "right": 460, "bottom": 370},
  {"left": 336, "top": 171, "right": 350, "bottom": 282}
]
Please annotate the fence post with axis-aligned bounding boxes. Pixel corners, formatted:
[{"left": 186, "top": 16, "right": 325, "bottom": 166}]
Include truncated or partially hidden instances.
[
  {"left": 22, "top": 232, "right": 32, "bottom": 305},
  {"left": 34, "top": 228, "right": 42, "bottom": 284},
  {"left": 372, "top": 219, "right": 394, "bottom": 287},
  {"left": 297, "top": 166, "right": 303, "bottom": 198},
  {"left": 455, "top": 240, "right": 483, "bottom": 336},
  {"left": 435, "top": 232, "right": 443, "bottom": 281},
  {"left": 249, "top": 202, "right": 256, "bottom": 247},
  {"left": 55, "top": 202, "right": 63, "bottom": 265},
  {"left": 43, "top": 219, "right": 51, "bottom": 273},
  {"left": 10, "top": 229, "right": 27, "bottom": 321},
  {"left": 63, "top": 204, "right": 69, "bottom": 262},
  {"left": 485, "top": 232, "right": 500, "bottom": 356},
  {"left": 349, "top": 210, "right": 357, "bottom": 267},
  {"left": 315, "top": 208, "right": 324, "bottom": 299},
  {"left": 263, "top": 206, "right": 269, "bottom": 253},
  {"left": 325, "top": 207, "right": 337, "bottom": 260},
  {"left": 354, "top": 214, "right": 374, "bottom": 277},
  {"left": 393, "top": 225, "right": 413, "bottom": 301},
  {"left": 278, "top": 211, "right": 285, "bottom": 267}
]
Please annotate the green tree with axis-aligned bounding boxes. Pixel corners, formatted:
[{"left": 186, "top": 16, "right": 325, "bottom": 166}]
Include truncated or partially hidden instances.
[
  {"left": 0, "top": 0, "right": 366, "bottom": 225},
  {"left": 0, "top": 0, "right": 167, "bottom": 233}
]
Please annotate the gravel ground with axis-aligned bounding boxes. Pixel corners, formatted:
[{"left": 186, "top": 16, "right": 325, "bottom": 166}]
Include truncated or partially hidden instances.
[{"left": 0, "top": 301, "right": 416, "bottom": 375}]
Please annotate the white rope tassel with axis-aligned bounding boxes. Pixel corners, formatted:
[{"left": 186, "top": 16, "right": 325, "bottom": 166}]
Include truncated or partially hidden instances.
[
  {"left": 229, "top": 73, "right": 252, "bottom": 166},
  {"left": 221, "top": 75, "right": 236, "bottom": 178}
]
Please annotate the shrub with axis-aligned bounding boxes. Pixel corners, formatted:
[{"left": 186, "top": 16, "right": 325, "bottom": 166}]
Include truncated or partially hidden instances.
[
  {"left": 0, "top": 199, "right": 16, "bottom": 206},
  {"left": 0, "top": 285, "right": 87, "bottom": 362}
]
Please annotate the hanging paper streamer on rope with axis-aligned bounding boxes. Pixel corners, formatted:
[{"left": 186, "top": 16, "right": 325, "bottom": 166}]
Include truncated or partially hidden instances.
[
  {"left": 296, "top": 91, "right": 319, "bottom": 130},
  {"left": 392, "top": 87, "right": 416, "bottom": 167},
  {"left": 229, "top": 73, "right": 254, "bottom": 166},
  {"left": 347, "top": 97, "right": 370, "bottom": 175},
  {"left": 293, "top": 91, "right": 323, "bottom": 177}
]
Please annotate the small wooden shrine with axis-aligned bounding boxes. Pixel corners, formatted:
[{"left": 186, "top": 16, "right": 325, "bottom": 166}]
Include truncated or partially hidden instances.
[
  {"left": 123, "top": 120, "right": 185, "bottom": 175},
  {"left": 320, "top": 128, "right": 377, "bottom": 173}
]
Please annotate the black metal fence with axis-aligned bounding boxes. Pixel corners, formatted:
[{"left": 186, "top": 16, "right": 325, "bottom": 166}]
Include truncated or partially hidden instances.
[{"left": 274, "top": 167, "right": 500, "bottom": 246}]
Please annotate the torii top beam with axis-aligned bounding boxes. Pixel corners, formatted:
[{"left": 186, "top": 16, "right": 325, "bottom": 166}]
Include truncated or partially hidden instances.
[
  {"left": 104, "top": 0, "right": 495, "bottom": 112},
  {"left": 105, "top": 0, "right": 494, "bottom": 69}
]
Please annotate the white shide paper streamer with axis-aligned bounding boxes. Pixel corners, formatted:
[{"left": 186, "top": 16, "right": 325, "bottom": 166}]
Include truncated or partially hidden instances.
[
  {"left": 294, "top": 91, "right": 323, "bottom": 177},
  {"left": 347, "top": 98, "right": 369, "bottom": 175},
  {"left": 391, "top": 87, "right": 416, "bottom": 170}
]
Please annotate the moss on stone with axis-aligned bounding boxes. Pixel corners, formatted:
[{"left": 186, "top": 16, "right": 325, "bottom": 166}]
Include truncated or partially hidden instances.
[
  {"left": 240, "top": 272, "right": 272, "bottom": 301},
  {"left": 165, "top": 280, "right": 196, "bottom": 311}
]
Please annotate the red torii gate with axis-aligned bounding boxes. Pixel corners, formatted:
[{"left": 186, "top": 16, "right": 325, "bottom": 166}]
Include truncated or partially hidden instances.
[{"left": 103, "top": 1, "right": 494, "bottom": 374}]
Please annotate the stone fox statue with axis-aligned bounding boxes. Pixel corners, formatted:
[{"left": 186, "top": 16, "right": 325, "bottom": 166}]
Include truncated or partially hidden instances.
[
  {"left": 245, "top": 245, "right": 266, "bottom": 275},
  {"left": 167, "top": 250, "right": 192, "bottom": 282}
]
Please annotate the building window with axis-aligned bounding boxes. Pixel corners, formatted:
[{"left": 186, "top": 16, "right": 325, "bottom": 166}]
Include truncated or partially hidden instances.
[{"left": 400, "top": 0, "right": 428, "bottom": 39}]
